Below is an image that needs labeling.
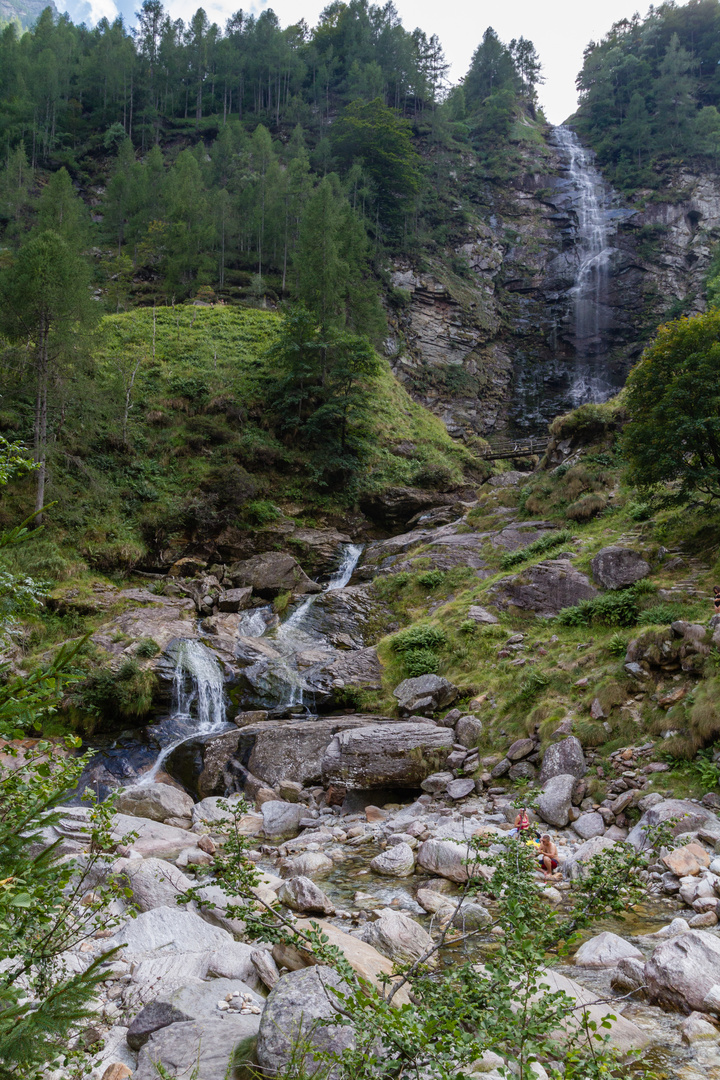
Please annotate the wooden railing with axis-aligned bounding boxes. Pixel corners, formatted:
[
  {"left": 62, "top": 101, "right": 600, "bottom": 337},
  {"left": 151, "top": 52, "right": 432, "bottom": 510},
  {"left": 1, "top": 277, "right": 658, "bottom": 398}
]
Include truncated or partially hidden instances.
[{"left": 481, "top": 437, "right": 548, "bottom": 460}]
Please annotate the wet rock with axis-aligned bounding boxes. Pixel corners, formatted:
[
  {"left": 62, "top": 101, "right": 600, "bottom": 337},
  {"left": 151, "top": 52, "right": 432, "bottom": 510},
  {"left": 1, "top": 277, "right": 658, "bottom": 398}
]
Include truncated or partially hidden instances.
[
  {"left": 218, "top": 586, "right": 254, "bottom": 612},
  {"left": 114, "top": 784, "right": 194, "bottom": 825},
  {"left": 537, "top": 774, "right": 576, "bottom": 828},
  {"left": 446, "top": 778, "right": 476, "bottom": 800},
  {"left": 261, "top": 801, "right": 306, "bottom": 839},
  {"left": 322, "top": 722, "right": 453, "bottom": 789},
  {"left": 256, "top": 966, "right": 353, "bottom": 1077},
  {"left": 455, "top": 715, "right": 483, "bottom": 748},
  {"left": 358, "top": 908, "right": 434, "bottom": 964},
  {"left": 136, "top": 1014, "right": 260, "bottom": 1080},
  {"left": 571, "top": 812, "right": 605, "bottom": 840},
  {"left": 126, "top": 1001, "right": 191, "bottom": 1050},
  {"left": 370, "top": 843, "right": 416, "bottom": 877},
  {"left": 539, "top": 737, "right": 586, "bottom": 782},
  {"left": 574, "top": 932, "right": 643, "bottom": 969},
  {"left": 277, "top": 876, "right": 335, "bottom": 915},
  {"left": 645, "top": 930, "right": 720, "bottom": 1012},
  {"left": 228, "top": 552, "right": 322, "bottom": 599},
  {"left": 297, "top": 584, "right": 390, "bottom": 649},
  {"left": 626, "top": 799, "right": 718, "bottom": 852},
  {"left": 591, "top": 547, "right": 650, "bottom": 590},
  {"left": 564, "top": 836, "right": 617, "bottom": 880},
  {"left": 681, "top": 1012, "right": 718, "bottom": 1043},
  {"left": 487, "top": 559, "right": 597, "bottom": 617},
  {"left": 611, "top": 956, "right": 647, "bottom": 995},
  {"left": 393, "top": 674, "right": 459, "bottom": 716}
]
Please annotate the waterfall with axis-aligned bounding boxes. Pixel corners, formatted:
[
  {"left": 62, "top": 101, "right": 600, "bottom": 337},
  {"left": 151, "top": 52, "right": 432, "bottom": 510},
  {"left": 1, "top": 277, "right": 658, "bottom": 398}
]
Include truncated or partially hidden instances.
[
  {"left": 280, "top": 543, "right": 364, "bottom": 636},
  {"left": 135, "top": 639, "right": 227, "bottom": 785},
  {"left": 552, "top": 125, "right": 617, "bottom": 409}
]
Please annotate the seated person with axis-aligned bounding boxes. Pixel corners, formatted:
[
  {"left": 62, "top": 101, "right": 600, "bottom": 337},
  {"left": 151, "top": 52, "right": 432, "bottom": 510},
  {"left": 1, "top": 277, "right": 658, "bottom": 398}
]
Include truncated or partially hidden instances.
[
  {"left": 538, "top": 834, "right": 559, "bottom": 876},
  {"left": 509, "top": 807, "right": 531, "bottom": 838}
]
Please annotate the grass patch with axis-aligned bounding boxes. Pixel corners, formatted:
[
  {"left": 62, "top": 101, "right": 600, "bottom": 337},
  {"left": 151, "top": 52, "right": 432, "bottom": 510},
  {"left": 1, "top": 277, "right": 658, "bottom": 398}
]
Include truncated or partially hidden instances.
[{"left": 499, "top": 529, "right": 573, "bottom": 570}]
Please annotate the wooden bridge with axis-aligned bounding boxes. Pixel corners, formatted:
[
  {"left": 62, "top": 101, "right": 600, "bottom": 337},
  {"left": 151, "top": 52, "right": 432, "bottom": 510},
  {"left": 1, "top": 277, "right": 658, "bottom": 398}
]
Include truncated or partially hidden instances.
[{"left": 481, "top": 437, "right": 549, "bottom": 460}]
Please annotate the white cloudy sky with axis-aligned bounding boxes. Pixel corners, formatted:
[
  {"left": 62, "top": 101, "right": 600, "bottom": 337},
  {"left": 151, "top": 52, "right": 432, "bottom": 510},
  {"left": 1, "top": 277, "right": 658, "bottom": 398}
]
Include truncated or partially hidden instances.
[{"left": 66, "top": 0, "right": 650, "bottom": 124}]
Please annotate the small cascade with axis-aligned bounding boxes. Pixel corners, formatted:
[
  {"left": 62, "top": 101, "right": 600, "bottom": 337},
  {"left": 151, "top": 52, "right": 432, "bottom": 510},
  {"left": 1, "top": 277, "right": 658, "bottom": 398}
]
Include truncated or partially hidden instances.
[{"left": 135, "top": 639, "right": 227, "bottom": 785}]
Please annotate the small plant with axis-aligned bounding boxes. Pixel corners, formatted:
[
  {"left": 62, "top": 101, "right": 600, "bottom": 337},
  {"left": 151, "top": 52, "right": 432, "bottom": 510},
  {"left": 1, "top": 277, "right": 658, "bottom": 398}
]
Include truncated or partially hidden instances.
[
  {"left": 557, "top": 588, "right": 640, "bottom": 628},
  {"left": 242, "top": 499, "right": 282, "bottom": 526},
  {"left": 404, "top": 648, "right": 440, "bottom": 677},
  {"left": 135, "top": 637, "right": 160, "bottom": 658},
  {"left": 607, "top": 632, "right": 629, "bottom": 657},
  {"left": 512, "top": 668, "right": 550, "bottom": 704},
  {"left": 459, "top": 619, "right": 477, "bottom": 635},
  {"left": 416, "top": 568, "right": 445, "bottom": 589},
  {"left": 499, "top": 528, "right": 574, "bottom": 570},
  {"left": 637, "top": 602, "right": 683, "bottom": 626},
  {"left": 391, "top": 625, "right": 447, "bottom": 653},
  {"left": 690, "top": 749, "right": 720, "bottom": 788},
  {"left": 565, "top": 493, "right": 607, "bottom": 522}
]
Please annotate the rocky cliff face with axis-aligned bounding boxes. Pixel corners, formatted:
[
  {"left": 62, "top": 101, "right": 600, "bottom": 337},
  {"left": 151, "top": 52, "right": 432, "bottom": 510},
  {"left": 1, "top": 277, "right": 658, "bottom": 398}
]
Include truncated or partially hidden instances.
[{"left": 386, "top": 130, "right": 720, "bottom": 440}]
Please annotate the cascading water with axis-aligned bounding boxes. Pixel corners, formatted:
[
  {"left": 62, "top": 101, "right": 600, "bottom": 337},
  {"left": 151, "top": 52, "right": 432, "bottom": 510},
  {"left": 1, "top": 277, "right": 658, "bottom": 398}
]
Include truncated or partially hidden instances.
[
  {"left": 134, "top": 639, "right": 227, "bottom": 785},
  {"left": 553, "top": 125, "right": 616, "bottom": 407}
]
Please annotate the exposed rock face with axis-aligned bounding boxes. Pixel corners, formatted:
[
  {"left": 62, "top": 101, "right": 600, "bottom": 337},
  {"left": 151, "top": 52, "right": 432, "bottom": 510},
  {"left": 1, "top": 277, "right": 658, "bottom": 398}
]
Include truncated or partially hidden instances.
[
  {"left": 359, "top": 487, "right": 461, "bottom": 529},
  {"left": 539, "top": 737, "right": 586, "bottom": 782},
  {"left": 488, "top": 560, "right": 597, "bottom": 617},
  {"left": 645, "top": 931, "right": 720, "bottom": 1013},
  {"left": 626, "top": 799, "right": 718, "bottom": 851},
  {"left": 228, "top": 552, "right": 322, "bottom": 598},
  {"left": 574, "top": 932, "right": 643, "bottom": 969},
  {"left": 358, "top": 908, "right": 434, "bottom": 964},
  {"left": 256, "top": 967, "right": 353, "bottom": 1077},
  {"left": 537, "top": 774, "right": 576, "bottom": 828},
  {"left": 135, "top": 1014, "right": 260, "bottom": 1080},
  {"left": 114, "top": 784, "right": 194, "bottom": 824},
  {"left": 625, "top": 622, "right": 712, "bottom": 679},
  {"left": 298, "top": 584, "right": 390, "bottom": 648},
  {"left": 591, "top": 547, "right": 651, "bottom": 589},
  {"left": 393, "top": 675, "right": 459, "bottom": 716},
  {"left": 321, "top": 722, "right": 454, "bottom": 789},
  {"left": 216, "top": 523, "right": 351, "bottom": 576}
]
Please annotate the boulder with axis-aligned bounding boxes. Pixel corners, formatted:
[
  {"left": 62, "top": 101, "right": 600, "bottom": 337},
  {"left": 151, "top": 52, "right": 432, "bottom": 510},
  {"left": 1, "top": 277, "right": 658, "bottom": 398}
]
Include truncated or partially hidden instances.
[
  {"left": 218, "top": 586, "right": 254, "bottom": 612},
  {"left": 506, "top": 738, "right": 535, "bottom": 762},
  {"left": 539, "top": 737, "right": 586, "bottom": 782},
  {"left": 277, "top": 876, "right": 335, "bottom": 915},
  {"left": 126, "top": 1001, "right": 191, "bottom": 1050},
  {"left": 294, "top": 920, "right": 411, "bottom": 1004},
  {"left": 591, "top": 547, "right": 650, "bottom": 590},
  {"left": 455, "top": 715, "right": 483, "bottom": 748},
  {"left": 261, "top": 801, "right": 306, "bottom": 840},
  {"left": 114, "top": 784, "right": 194, "bottom": 824},
  {"left": 420, "top": 771, "right": 453, "bottom": 794},
  {"left": 228, "top": 552, "right": 322, "bottom": 598},
  {"left": 532, "top": 968, "right": 649, "bottom": 1052},
  {"left": 573, "top": 932, "right": 643, "bottom": 969},
  {"left": 571, "top": 813, "right": 606, "bottom": 840},
  {"left": 166, "top": 977, "right": 264, "bottom": 1019},
  {"left": 245, "top": 717, "right": 371, "bottom": 789},
  {"left": 446, "top": 778, "right": 476, "bottom": 800},
  {"left": 116, "top": 857, "right": 192, "bottom": 912},
  {"left": 108, "top": 906, "right": 233, "bottom": 962},
  {"left": 135, "top": 1014, "right": 260, "bottom": 1080},
  {"left": 681, "top": 1012, "right": 718, "bottom": 1043},
  {"left": 645, "top": 930, "right": 720, "bottom": 1012},
  {"left": 359, "top": 487, "right": 459, "bottom": 529},
  {"left": 663, "top": 843, "right": 712, "bottom": 877},
  {"left": 358, "top": 908, "right": 434, "bottom": 964},
  {"left": 466, "top": 605, "right": 498, "bottom": 625},
  {"left": 537, "top": 774, "right": 576, "bottom": 828},
  {"left": 626, "top": 799, "right": 718, "bottom": 852},
  {"left": 256, "top": 966, "right": 353, "bottom": 1077},
  {"left": 282, "top": 852, "right": 333, "bottom": 878},
  {"left": 488, "top": 559, "right": 597, "bottom": 617},
  {"left": 393, "top": 675, "right": 459, "bottom": 716},
  {"left": 297, "top": 584, "right": 391, "bottom": 650},
  {"left": 322, "top": 722, "right": 453, "bottom": 789},
  {"left": 370, "top": 843, "right": 415, "bottom": 877},
  {"left": 417, "top": 837, "right": 474, "bottom": 883},
  {"left": 564, "top": 836, "right": 617, "bottom": 880},
  {"left": 191, "top": 794, "right": 247, "bottom": 827}
]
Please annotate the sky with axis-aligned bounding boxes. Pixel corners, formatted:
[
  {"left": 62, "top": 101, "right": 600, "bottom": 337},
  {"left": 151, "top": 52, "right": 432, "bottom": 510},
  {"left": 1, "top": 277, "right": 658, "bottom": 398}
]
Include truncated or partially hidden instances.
[{"left": 63, "top": 0, "right": 652, "bottom": 124}]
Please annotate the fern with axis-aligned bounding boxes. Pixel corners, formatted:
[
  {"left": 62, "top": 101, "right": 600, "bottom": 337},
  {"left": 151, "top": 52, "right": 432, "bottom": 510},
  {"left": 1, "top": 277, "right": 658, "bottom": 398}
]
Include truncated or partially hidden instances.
[{"left": 499, "top": 529, "right": 573, "bottom": 571}]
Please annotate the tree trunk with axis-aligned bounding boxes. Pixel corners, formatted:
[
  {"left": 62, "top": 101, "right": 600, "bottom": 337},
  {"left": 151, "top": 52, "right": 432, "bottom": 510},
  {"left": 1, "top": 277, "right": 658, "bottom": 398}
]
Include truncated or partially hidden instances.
[{"left": 34, "top": 314, "right": 48, "bottom": 522}]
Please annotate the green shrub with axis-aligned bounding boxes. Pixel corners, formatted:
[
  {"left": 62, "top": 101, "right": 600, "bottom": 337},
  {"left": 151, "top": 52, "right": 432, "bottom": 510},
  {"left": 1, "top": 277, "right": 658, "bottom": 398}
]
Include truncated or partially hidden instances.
[
  {"left": 77, "top": 659, "right": 156, "bottom": 719},
  {"left": 565, "top": 494, "right": 606, "bottom": 522},
  {"left": 459, "top": 619, "right": 478, "bottom": 635},
  {"left": 499, "top": 529, "right": 573, "bottom": 570},
  {"left": 557, "top": 589, "right": 640, "bottom": 628},
  {"left": 135, "top": 637, "right": 160, "bottom": 658},
  {"left": 242, "top": 499, "right": 282, "bottom": 526},
  {"left": 416, "top": 569, "right": 445, "bottom": 589},
  {"left": 403, "top": 648, "right": 440, "bottom": 677},
  {"left": 607, "top": 632, "right": 629, "bottom": 657},
  {"left": 391, "top": 625, "right": 447, "bottom": 652},
  {"left": 637, "top": 602, "right": 684, "bottom": 626}
]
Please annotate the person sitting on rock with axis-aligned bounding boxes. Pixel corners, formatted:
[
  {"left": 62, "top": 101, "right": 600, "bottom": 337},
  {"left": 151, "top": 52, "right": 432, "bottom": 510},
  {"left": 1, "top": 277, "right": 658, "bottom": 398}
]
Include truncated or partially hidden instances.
[
  {"left": 538, "top": 834, "right": 559, "bottom": 877},
  {"left": 509, "top": 807, "right": 530, "bottom": 838}
]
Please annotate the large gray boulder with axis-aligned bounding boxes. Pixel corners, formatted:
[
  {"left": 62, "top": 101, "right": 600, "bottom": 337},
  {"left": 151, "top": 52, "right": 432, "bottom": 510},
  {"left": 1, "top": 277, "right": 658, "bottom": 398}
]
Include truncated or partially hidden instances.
[
  {"left": 571, "top": 813, "right": 605, "bottom": 840},
  {"left": 393, "top": 675, "right": 459, "bottom": 716},
  {"left": 591, "top": 547, "right": 650, "bottom": 590},
  {"left": 322, "top": 722, "right": 453, "bottom": 789},
  {"left": 228, "top": 552, "right": 322, "bottom": 598},
  {"left": 574, "top": 932, "right": 643, "bottom": 969},
  {"left": 246, "top": 717, "right": 371, "bottom": 788},
  {"left": 277, "top": 876, "right": 335, "bottom": 915},
  {"left": 626, "top": 799, "right": 718, "bottom": 852},
  {"left": 116, "top": 857, "right": 193, "bottom": 912},
  {"left": 539, "top": 737, "right": 586, "bottom": 782},
  {"left": 127, "top": 1000, "right": 191, "bottom": 1050},
  {"left": 370, "top": 843, "right": 415, "bottom": 877},
  {"left": 109, "top": 905, "right": 233, "bottom": 962},
  {"left": 537, "top": 774, "right": 576, "bottom": 828},
  {"left": 358, "top": 908, "right": 433, "bottom": 964},
  {"left": 488, "top": 559, "right": 597, "bottom": 617},
  {"left": 261, "top": 801, "right": 306, "bottom": 839},
  {"left": 455, "top": 715, "right": 483, "bottom": 748},
  {"left": 256, "top": 967, "right": 353, "bottom": 1077},
  {"left": 114, "top": 783, "right": 194, "bottom": 823},
  {"left": 135, "top": 1014, "right": 261, "bottom": 1080},
  {"left": 645, "top": 931, "right": 720, "bottom": 1012},
  {"left": 416, "top": 837, "right": 473, "bottom": 883},
  {"left": 564, "top": 836, "right": 617, "bottom": 880}
]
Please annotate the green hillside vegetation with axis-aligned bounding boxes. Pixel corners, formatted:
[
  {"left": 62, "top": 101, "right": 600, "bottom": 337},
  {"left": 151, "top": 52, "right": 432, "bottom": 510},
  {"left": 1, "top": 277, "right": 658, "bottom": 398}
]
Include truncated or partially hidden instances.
[{"left": 0, "top": 304, "right": 474, "bottom": 575}]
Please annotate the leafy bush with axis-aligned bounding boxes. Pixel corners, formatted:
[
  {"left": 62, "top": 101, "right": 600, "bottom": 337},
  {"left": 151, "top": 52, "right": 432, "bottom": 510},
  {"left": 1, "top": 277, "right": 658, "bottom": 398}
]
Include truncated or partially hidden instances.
[
  {"left": 459, "top": 619, "right": 478, "bottom": 635},
  {"left": 391, "top": 625, "right": 447, "bottom": 652},
  {"left": 135, "top": 637, "right": 160, "bottom": 658},
  {"left": 242, "top": 499, "right": 282, "bottom": 526},
  {"left": 607, "top": 632, "right": 629, "bottom": 657},
  {"left": 499, "top": 529, "right": 573, "bottom": 570},
  {"left": 77, "top": 660, "right": 156, "bottom": 720},
  {"left": 557, "top": 588, "right": 640, "bottom": 628},
  {"left": 416, "top": 569, "right": 445, "bottom": 589},
  {"left": 512, "top": 668, "right": 550, "bottom": 704},
  {"left": 403, "top": 648, "right": 440, "bottom": 677},
  {"left": 637, "top": 602, "right": 684, "bottom": 626}
]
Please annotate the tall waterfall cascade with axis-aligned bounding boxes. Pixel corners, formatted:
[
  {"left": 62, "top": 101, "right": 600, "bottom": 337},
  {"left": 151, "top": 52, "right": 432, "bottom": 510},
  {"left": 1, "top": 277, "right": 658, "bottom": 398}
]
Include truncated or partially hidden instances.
[{"left": 553, "top": 125, "right": 616, "bottom": 407}]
